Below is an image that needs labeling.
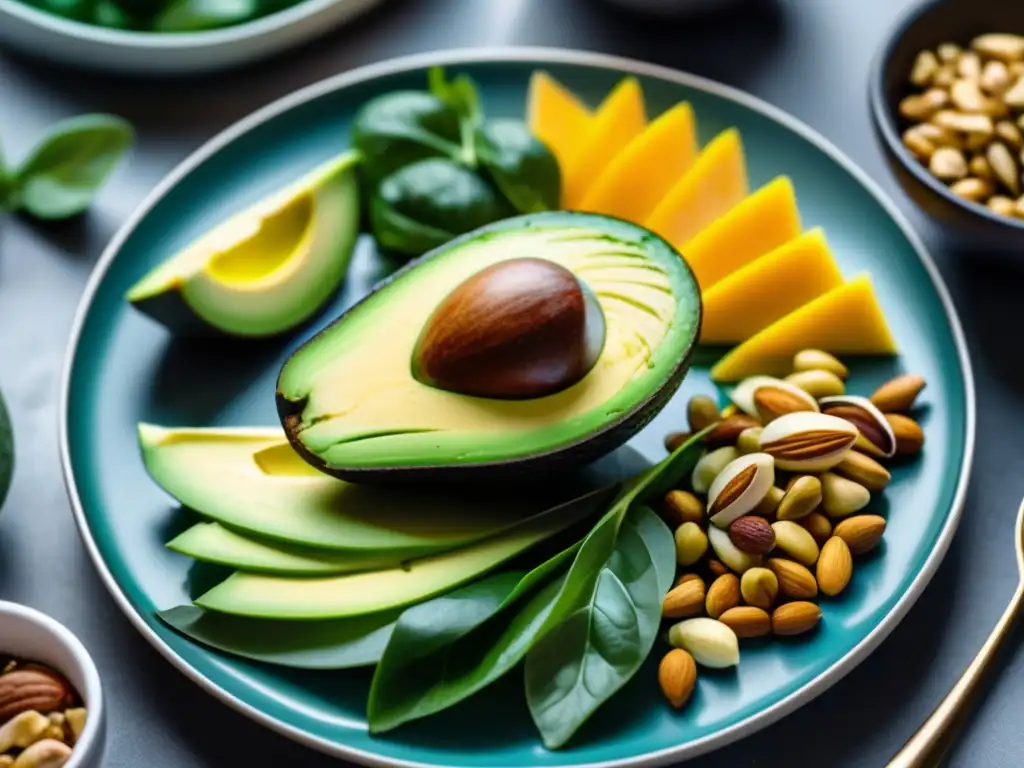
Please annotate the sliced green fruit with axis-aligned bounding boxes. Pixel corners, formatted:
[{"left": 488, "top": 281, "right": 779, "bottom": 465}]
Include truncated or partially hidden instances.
[
  {"left": 167, "top": 522, "right": 402, "bottom": 576},
  {"left": 126, "top": 151, "right": 360, "bottom": 337},
  {"left": 276, "top": 211, "right": 702, "bottom": 483},
  {"left": 194, "top": 485, "right": 618, "bottom": 620},
  {"left": 157, "top": 605, "right": 399, "bottom": 669}
]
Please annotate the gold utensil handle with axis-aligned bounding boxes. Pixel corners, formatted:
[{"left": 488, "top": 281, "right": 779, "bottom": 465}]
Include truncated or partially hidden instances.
[{"left": 888, "top": 586, "right": 1024, "bottom": 768}]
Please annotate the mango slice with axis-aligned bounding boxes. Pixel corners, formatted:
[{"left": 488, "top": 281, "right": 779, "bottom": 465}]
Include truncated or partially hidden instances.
[
  {"left": 645, "top": 128, "right": 749, "bottom": 251},
  {"left": 684, "top": 176, "right": 802, "bottom": 291},
  {"left": 562, "top": 77, "right": 647, "bottom": 208},
  {"left": 700, "top": 228, "right": 844, "bottom": 345},
  {"left": 578, "top": 102, "right": 699, "bottom": 223},
  {"left": 711, "top": 274, "right": 897, "bottom": 381},
  {"left": 527, "top": 71, "right": 594, "bottom": 173}
]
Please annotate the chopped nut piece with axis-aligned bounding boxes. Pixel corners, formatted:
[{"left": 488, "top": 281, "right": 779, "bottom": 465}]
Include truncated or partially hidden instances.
[
  {"left": 899, "top": 94, "right": 940, "bottom": 121},
  {"left": 969, "top": 154, "right": 994, "bottom": 180},
  {"left": 949, "top": 177, "right": 993, "bottom": 201},
  {"left": 972, "top": 33, "right": 1024, "bottom": 62},
  {"left": 987, "top": 142, "right": 1020, "bottom": 194},
  {"left": 958, "top": 51, "right": 982, "bottom": 80},
  {"left": 929, "top": 147, "right": 968, "bottom": 180},
  {"left": 933, "top": 110, "right": 994, "bottom": 135},
  {"left": 1004, "top": 75, "right": 1024, "bottom": 107},
  {"left": 951, "top": 78, "right": 985, "bottom": 112},
  {"left": 996, "top": 120, "right": 1024, "bottom": 149},
  {"left": 63, "top": 709, "right": 86, "bottom": 742},
  {"left": 933, "top": 64, "right": 956, "bottom": 88},
  {"left": 937, "top": 42, "right": 962, "bottom": 63},
  {"left": 981, "top": 60, "right": 1011, "bottom": 94},
  {"left": 910, "top": 50, "right": 939, "bottom": 86},
  {"left": 987, "top": 195, "right": 1016, "bottom": 216}
]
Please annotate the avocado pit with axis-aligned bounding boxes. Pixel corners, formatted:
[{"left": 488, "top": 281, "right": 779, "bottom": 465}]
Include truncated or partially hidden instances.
[{"left": 411, "top": 257, "right": 606, "bottom": 399}]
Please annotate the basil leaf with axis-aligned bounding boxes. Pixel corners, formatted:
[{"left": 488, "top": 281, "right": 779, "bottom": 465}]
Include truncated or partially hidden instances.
[
  {"left": 157, "top": 605, "right": 400, "bottom": 670},
  {"left": 153, "top": 0, "right": 258, "bottom": 30},
  {"left": 427, "top": 67, "right": 482, "bottom": 166},
  {"left": 476, "top": 119, "right": 561, "bottom": 213},
  {"left": 524, "top": 504, "right": 675, "bottom": 749},
  {"left": 15, "top": 114, "right": 133, "bottom": 220}
]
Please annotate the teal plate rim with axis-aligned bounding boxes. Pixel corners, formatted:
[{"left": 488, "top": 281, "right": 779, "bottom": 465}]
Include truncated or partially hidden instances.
[{"left": 57, "top": 48, "right": 977, "bottom": 768}]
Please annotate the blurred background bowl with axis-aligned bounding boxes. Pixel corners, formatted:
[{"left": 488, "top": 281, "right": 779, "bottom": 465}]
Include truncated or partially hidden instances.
[
  {"left": 869, "top": 0, "right": 1024, "bottom": 249},
  {"left": 0, "top": 601, "right": 104, "bottom": 768}
]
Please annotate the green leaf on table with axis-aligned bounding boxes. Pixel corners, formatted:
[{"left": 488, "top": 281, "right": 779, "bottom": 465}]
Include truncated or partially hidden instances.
[
  {"left": 157, "top": 605, "right": 400, "bottom": 670},
  {"left": 475, "top": 119, "right": 561, "bottom": 213},
  {"left": 14, "top": 114, "right": 134, "bottom": 220},
  {"left": 153, "top": 0, "right": 259, "bottom": 31}
]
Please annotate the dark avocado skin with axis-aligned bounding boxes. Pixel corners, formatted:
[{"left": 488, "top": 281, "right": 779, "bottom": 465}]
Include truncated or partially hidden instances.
[{"left": 276, "top": 212, "right": 703, "bottom": 486}]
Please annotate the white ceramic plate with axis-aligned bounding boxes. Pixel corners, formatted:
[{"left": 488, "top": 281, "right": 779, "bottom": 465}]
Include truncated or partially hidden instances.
[{"left": 0, "top": 0, "right": 385, "bottom": 75}]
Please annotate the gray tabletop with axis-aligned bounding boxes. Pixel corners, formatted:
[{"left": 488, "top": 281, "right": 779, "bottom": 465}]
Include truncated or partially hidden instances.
[{"left": 0, "top": 0, "right": 1017, "bottom": 765}]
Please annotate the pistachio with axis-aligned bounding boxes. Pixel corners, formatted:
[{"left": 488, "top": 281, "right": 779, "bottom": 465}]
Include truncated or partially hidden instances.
[
  {"left": 950, "top": 177, "right": 994, "bottom": 201},
  {"left": 869, "top": 373, "right": 926, "bottom": 412},
  {"left": 820, "top": 471, "right": 871, "bottom": 518},
  {"left": 663, "top": 490, "right": 704, "bottom": 527},
  {"left": 817, "top": 536, "right": 854, "bottom": 597},
  {"left": 775, "top": 475, "right": 822, "bottom": 521},
  {"left": 729, "top": 375, "right": 817, "bottom": 420},
  {"left": 989, "top": 195, "right": 1017, "bottom": 216},
  {"left": 753, "top": 485, "right": 784, "bottom": 517},
  {"left": 771, "top": 602, "right": 823, "bottom": 636},
  {"left": 972, "top": 33, "right": 1024, "bottom": 62},
  {"left": 981, "top": 60, "right": 1012, "bottom": 94},
  {"left": 690, "top": 446, "right": 739, "bottom": 495},
  {"left": 740, "top": 566, "right": 779, "bottom": 609},
  {"left": 784, "top": 369, "right": 846, "bottom": 398},
  {"left": 674, "top": 522, "right": 709, "bottom": 567},
  {"left": 0, "top": 711, "right": 49, "bottom": 753},
  {"left": 687, "top": 394, "right": 721, "bottom": 432},
  {"left": 771, "top": 520, "right": 820, "bottom": 566},
  {"left": 705, "top": 573, "right": 740, "bottom": 619},
  {"left": 728, "top": 515, "right": 776, "bottom": 555},
  {"left": 792, "top": 348, "right": 848, "bottom": 379},
  {"left": 937, "top": 42, "right": 962, "bottom": 63},
  {"left": 753, "top": 385, "right": 818, "bottom": 423},
  {"left": 833, "top": 514, "right": 887, "bottom": 554},
  {"left": 819, "top": 395, "right": 897, "bottom": 458},
  {"left": 663, "top": 575, "right": 706, "bottom": 619},
  {"left": 988, "top": 141, "right": 1020, "bottom": 194},
  {"left": 707, "top": 453, "right": 775, "bottom": 528},
  {"left": 800, "top": 511, "right": 833, "bottom": 546},
  {"left": 708, "top": 525, "right": 762, "bottom": 574},
  {"left": 736, "top": 426, "right": 764, "bottom": 455},
  {"left": 886, "top": 413, "right": 925, "bottom": 456},
  {"left": 11, "top": 739, "right": 71, "bottom": 768},
  {"left": 658, "top": 649, "right": 697, "bottom": 709},
  {"left": 933, "top": 110, "right": 994, "bottom": 136},
  {"left": 704, "top": 414, "right": 762, "bottom": 448},
  {"left": 997, "top": 120, "right": 1024, "bottom": 149},
  {"left": 929, "top": 146, "right": 968, "bottom": 180},
  {"left": 667, "top": 618, "right": 739, "bottom": 669},
  {"left": 951, "top": 78, "right": 986, "bottom": 112},
  {"left": 664, "top": 431, "right": 691, "bottom": 452},
  {"left": 757, "top": 411, "right": 858, "bottom": 471},
  {"left": 969, "top": 153, "right": 994, "bottom": 181},
  {"left": 910, "top": 49, "right": 940, "bottom": 86},
  {"left": 834, "top": 450, "right": 891, "bottom": 492},
  {"left": 766, "top": 557, "right": 818, "bottom": 599}
]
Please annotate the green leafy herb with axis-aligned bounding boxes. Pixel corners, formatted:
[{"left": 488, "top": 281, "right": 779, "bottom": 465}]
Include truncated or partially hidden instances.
[
  {"left": 157, "top": 605, "right": 400, "bottom": 670},
  {"left": 427, "top": 67, "right": 482, "bottom": 166},
  {"left": 12, "top": 114, "right": 134, "bottom": 220},
  {"left": 475, "top": 119, "right": 561, "bottom": 213},
  {"left": 154, "top": 0, "right": 260, "bottom": 33}
]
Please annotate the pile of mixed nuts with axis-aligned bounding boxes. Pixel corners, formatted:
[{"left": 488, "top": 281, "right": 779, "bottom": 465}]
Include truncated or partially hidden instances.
[
  {"left": 0, "top": 657, "right": 87, "bottom": 767},
  {"left": 899, "top": 33, "right": 1024, "bottom": 217},
  {"left": 655, "top": 349, "right": 926, "bottom": 710}
]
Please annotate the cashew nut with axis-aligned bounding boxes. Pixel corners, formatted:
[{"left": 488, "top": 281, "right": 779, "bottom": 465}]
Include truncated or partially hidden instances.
[
  {"left": 63, "top": 709, "right": 85, "bottom": 742},
  {"left": 0, "top": 712, "right": 48, "bottom": 753},
  {"left": 11, "top": 739, "right": 71, "bottom": 768}
]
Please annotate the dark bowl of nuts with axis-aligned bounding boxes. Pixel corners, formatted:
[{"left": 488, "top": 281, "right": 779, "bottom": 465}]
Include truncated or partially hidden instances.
[
  {"left": 0, "top": 602, "right": 103, "bottom": 767},
  {"left": 869, "top": 0, "right": 1024, "bottom": 247}
]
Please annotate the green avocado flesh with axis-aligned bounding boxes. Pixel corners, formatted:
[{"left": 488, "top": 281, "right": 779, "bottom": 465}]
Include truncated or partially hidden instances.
[
  {"left": 277, "top": 211, "right": 701, "bottom": 474},
  {"left": 166, "top": 522, "right": 402, "bottom": 576},
  {"left": 125, "top": 151, "right": 360, "bottom": 337},
  {"left": 138, "top": 423, "right": 571, "bottom": 556},
  {"left": 194, "top": 486, "right": 616, "bottom": 619}
]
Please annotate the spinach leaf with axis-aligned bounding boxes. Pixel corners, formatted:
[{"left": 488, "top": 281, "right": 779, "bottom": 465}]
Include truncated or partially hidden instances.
[
  {"left": 351, "top": 90, "right": 463, "bottom": 189},
  {"left": 157, "top": 605, "right": 400, "bottom": 670},
  {"left": 370, "top": 158, "right": 515, "bottom": 257},
  {"left": 93, "top": 0, "right": 136, "bottom": 27},
  {"left": 427, "top": 67, "right": 482, "bottom": 166},
  {"left": 0, "top": 142, "right": 14, "bottom": 212},
  {"left": 475, "top": 119, "right": 561, "bottom": 213},
  {"left": 14, "top": 114, "right": 133, "bottom": 220},
  {"left": 523, "top": 504, "right": 674, "bottom": 748},
  {"left": 153, "top": 0, "right": 258, "bottom": 30}
]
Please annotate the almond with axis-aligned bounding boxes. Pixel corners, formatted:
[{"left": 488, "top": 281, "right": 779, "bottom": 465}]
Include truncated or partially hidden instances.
[
  {"left": 833, "top": 514, "right": 887, "bottom": 554},
  {"left": 753, "top": 385, "right": 816, "bottom": 423},
  {"left": 766, "top": 558, "right": 818, "bottom": 599},
  {"left": 869, "top": 374, "right": 926, "bottom": 412},
  {"left": 704, "top": 414, "right": 762, "bottom": 447},
  {"left": 886, "top": 413, "right": 925, "bottom": 456},
  {"left": 706, "top": 574, "right": 740, "bottom": 619},
  {"left": 833, "top": 451, "right": 891, "bottom": 492},
  {"left": 663, "top": 490, "right": 704, "bottom": 527},
  {"left": 800, "top": 511, "right": 833, "bottom": 546},
  {"left": 664, "top": 431, "right": 691, "bottom": 452},
  {"left": 658, "top": 649, "right": 697, "bottom": 709},
  {"left": 663, "top": 577, "right": 706, "bottom": 619},
  {"left": 817, "top": 537, "right": 853, "bottom": 596},
  {"left": 675, "top": 572, "right": 705, "bottom": 588},
  {"left": 772, "top": 601, "right": 822, "bottom": 636},
  {"left": 707, "top": 453, "right": 775, "bottom": 528},
  {"left": 0, "top": 668, "right": 74, "bottom": 722},
  {"left": 728, "top": 516, "right": 775, "bottom": 554},
  {"left": 718, "top": 606, "right": 772, "bottom": 638},
  {"left": 707, "top": 559, "right": 730, "bottom": 577}
]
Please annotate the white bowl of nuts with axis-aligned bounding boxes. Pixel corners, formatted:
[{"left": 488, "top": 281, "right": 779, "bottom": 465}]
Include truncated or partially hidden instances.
[
  {"left": 869, "top": 0, "right": 1024, "bottom": 247},
  {"left": 0, "top": 602, "right": 102, "bottom": 768}
]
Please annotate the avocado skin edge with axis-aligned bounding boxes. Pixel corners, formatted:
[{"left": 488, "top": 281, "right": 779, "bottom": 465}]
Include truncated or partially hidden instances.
[{"left": 275, "top": 212, "right": 703, "bottom": 486}]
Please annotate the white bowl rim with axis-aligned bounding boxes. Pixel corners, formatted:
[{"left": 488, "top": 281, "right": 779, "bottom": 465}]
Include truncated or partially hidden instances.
[
  {"left": 56, "top": 47, "right": 976, "bottom": 768},
  {"left": 0, "top": 600, "right": 104, "bottom": 767},
  {"left": 0, "top": 0, "right": 379, "bottom": 49}
]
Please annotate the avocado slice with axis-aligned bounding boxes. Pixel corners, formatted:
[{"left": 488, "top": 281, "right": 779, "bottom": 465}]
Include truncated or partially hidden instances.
[
  {"left": 138, "top": 423, "right": 558, "bottom": 556},
  {"left": 276, "top": 211, "right": 701, "bottom": 482},
  {"left": 126, "top": 151, "right": 360, "bottom": 337},
  {"left": 167, "top": 522, "right": 403, "bottom": 576},
  {"left": 194, "top": 484, "right": 617, "bottom": 619}
]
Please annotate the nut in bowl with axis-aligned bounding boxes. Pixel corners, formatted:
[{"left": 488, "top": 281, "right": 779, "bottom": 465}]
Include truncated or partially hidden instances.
[
  {"left": 0, "top": 604, "right": 103, "bottom": 768},
  {"left": 870, "top": 0, "right": 1024, "bottom": 247}
]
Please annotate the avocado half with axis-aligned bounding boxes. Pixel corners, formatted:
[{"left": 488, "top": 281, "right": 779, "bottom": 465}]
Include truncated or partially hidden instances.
[
  {"left": 126, "top": 151, "right": 360, "bottom": 338},
  {"left": 276, "top": 211, "right": 702, "bottom": 483}
]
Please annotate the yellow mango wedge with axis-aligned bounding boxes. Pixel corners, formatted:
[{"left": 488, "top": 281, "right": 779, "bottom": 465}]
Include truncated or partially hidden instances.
[
  {"left": 526, "top": 71, "right": 594, "bottom": 172},
  {"left": 578, "top": 102, "right": 699, "bottom": 223},
  {"left": 562, "top": 77, "right": 647, "bottom": 208},
  {"left": 700, "top": 228, "right": 844, "bottom": 345},
  {"left": 646, "top": 128, "right": 749, "bottom": 251},
  {"left": 711, "top": 274, "right": 898, "bottom": 381},
  {"left": 684, "top": 176, "right": 801, "bottom": 291}
]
